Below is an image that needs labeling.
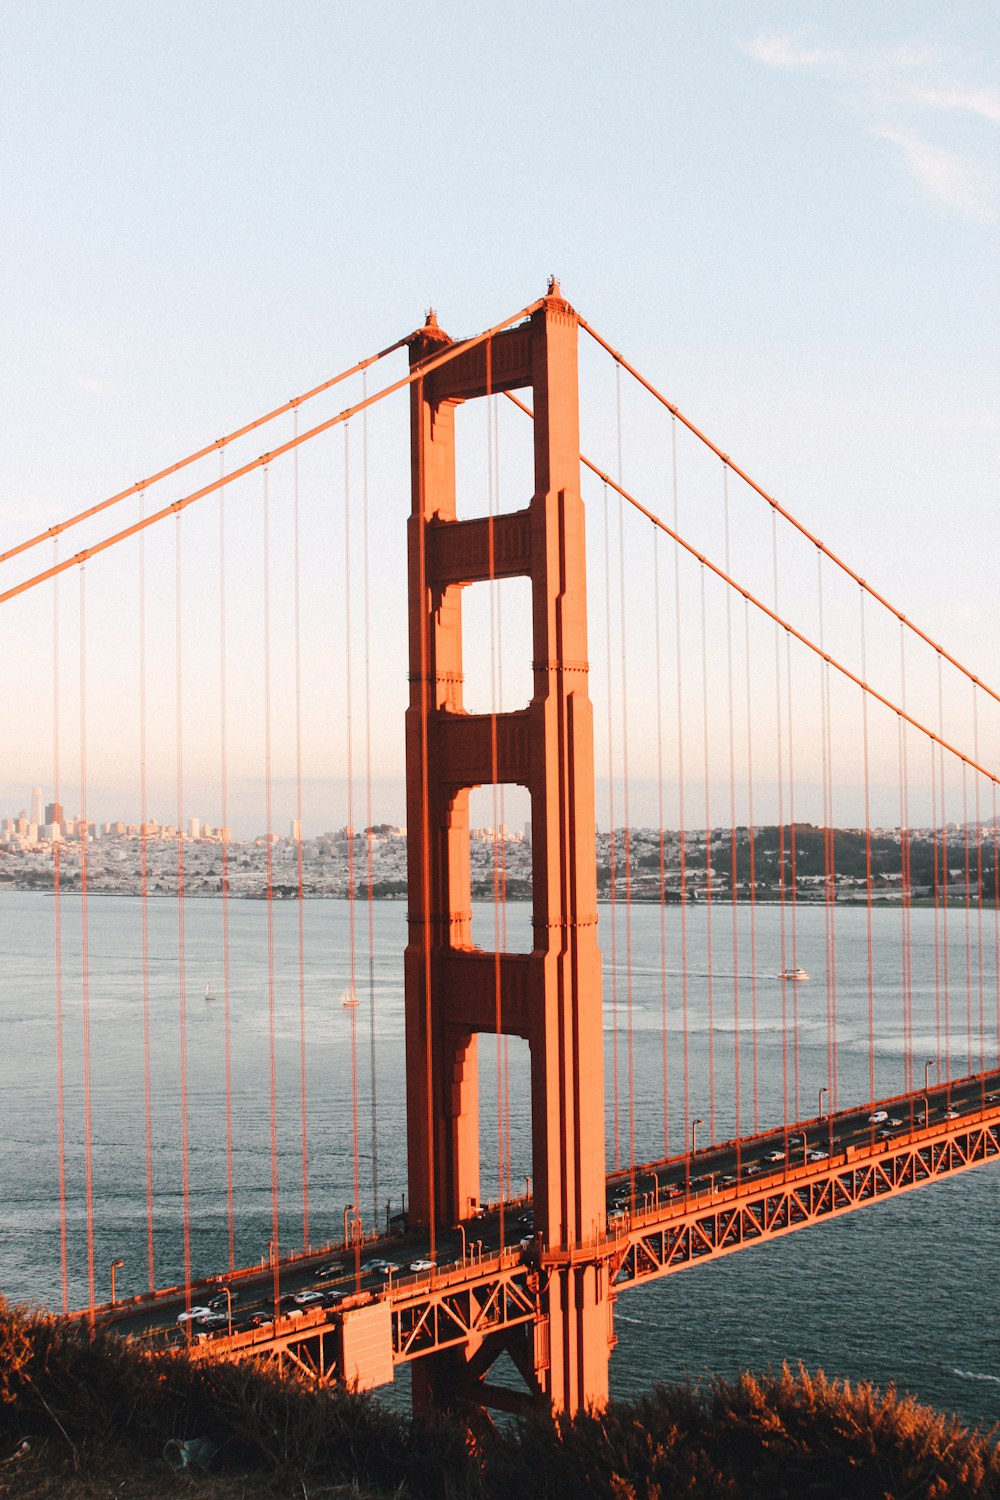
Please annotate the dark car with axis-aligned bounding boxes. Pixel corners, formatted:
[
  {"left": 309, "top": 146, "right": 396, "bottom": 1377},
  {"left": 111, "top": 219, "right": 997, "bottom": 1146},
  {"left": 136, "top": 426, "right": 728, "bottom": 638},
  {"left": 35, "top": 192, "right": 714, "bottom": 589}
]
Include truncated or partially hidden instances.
[{"left": 208, "top": 1289, "right": 240, "bottom": 1312}]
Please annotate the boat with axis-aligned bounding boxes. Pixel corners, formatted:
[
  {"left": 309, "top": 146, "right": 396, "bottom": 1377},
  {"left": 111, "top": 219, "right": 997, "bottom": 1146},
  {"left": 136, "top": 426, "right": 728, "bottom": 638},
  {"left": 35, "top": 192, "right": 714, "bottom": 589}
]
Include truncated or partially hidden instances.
[
  {"left": 340, "top": 988, "right": 359, "bottom": 1010},
  {"left": 204, "top": 984, "right": 217, "bottom": 1001},
  {"left": 779, "top": 968, "right": 809, "bottom": 982}
]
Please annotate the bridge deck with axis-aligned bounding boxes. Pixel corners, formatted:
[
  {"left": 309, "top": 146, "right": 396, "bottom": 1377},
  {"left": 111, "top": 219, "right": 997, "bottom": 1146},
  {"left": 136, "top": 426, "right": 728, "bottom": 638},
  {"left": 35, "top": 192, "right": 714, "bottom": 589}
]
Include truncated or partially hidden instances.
[{"left": 94, "top": 1068, "right": 1000, "bottom": 1393}]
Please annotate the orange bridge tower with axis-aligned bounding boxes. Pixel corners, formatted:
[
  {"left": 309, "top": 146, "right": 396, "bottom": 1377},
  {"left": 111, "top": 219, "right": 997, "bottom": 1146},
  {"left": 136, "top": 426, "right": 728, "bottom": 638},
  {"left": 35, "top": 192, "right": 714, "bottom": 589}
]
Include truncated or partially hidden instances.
[{"left": 404, "top": 281, "right": 610, "bottom": 1414}]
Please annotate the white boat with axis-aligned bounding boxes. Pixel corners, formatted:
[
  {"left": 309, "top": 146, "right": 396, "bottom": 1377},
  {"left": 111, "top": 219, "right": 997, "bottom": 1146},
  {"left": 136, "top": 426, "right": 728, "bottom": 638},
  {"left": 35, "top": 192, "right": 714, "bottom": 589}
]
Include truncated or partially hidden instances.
[
  {"left": 340, "top": 988, "right": 359, "bottom": 1010},
  {"left": 779, "top": 968, "right": 809, "bottom": 982},
  {"left": 204, "top": 984, "right": 217, "bottom": 1001}
]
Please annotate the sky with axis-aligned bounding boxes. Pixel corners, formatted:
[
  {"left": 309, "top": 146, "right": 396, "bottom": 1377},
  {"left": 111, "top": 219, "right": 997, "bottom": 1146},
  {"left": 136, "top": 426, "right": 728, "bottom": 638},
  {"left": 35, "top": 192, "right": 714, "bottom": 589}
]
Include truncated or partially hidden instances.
[{"left": 0, "top": 1, "right": 997, "bottom": 834}]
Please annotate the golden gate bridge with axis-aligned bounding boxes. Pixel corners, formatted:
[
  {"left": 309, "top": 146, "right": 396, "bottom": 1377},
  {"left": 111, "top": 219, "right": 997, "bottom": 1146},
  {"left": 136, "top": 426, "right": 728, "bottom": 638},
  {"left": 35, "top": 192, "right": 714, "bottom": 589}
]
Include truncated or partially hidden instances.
[{"left": 1, "top": 279, "right": 998, "bottom": 1416}]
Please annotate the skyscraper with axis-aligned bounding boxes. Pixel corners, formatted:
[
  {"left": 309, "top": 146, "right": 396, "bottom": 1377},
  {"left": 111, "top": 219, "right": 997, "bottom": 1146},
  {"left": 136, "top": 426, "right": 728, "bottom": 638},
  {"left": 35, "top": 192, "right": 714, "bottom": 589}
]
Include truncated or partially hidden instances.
[{"left": 31, "top": 787, "right": 43, "bottom": 827}]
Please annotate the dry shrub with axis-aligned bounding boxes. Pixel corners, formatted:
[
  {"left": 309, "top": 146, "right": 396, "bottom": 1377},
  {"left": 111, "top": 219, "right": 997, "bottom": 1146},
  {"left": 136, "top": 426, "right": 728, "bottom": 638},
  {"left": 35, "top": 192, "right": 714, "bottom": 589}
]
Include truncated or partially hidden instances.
[{"left": 1, "top": 1302, "right": 997, "bottom": 1500}]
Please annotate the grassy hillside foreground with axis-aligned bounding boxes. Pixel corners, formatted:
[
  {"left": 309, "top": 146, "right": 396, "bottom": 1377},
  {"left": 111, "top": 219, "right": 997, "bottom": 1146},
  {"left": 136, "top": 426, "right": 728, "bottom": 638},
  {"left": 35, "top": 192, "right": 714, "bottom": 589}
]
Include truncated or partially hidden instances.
[{"left": 0, "top": 1300, "right": 997, "bottom": 1499}]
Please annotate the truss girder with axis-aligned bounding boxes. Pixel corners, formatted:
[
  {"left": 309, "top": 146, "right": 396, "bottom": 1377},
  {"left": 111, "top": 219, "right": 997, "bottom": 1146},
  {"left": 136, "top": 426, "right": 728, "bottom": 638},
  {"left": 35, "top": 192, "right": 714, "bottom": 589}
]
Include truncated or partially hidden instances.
[{"left": 614, "top": 1118, "right": 1000, "bottom": 1291}]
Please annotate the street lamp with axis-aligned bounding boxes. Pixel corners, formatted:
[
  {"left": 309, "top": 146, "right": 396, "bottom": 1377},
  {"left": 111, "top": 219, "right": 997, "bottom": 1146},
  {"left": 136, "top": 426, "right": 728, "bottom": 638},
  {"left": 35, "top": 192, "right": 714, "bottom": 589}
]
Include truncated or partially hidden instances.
[
  {"left": 454, "top": 1223, "right": 467, "bottom": 1264},
  {"left": 818, "top": 1086, "right": 828, "bottom": 1119},
  {"left": 524, "top": 1175, "right": 531, "bottom": 1204},
  {"left": 109, "top": 1259, "right": 124, "bottom": 1307},
  {"left": 691, "top": 1118, "right": 704, "bottom": 1157},
  {"left": 924, "top": 1059, "right": 937, "bottom": 1091},
  {"left": 217, "top": 1283, "right": 232, "bottom": 1332},
  {"left": 343, "top": 1204, "right": 356, "bottom": 1250}
]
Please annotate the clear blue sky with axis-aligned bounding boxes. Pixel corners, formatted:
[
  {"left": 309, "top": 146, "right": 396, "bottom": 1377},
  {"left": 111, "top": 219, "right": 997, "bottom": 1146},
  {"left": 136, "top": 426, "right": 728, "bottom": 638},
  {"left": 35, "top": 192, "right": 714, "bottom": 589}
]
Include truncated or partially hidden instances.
[{"left": 0, "top": 2, "right": 996, "bottom": 830}]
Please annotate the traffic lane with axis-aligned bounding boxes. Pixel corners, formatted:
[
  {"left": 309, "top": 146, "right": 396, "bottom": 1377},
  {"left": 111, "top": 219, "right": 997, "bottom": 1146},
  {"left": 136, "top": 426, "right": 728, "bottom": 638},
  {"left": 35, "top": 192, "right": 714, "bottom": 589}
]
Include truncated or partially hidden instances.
[{"left": 605, "top": 1071, "right": 1000, "bottom": 1207}]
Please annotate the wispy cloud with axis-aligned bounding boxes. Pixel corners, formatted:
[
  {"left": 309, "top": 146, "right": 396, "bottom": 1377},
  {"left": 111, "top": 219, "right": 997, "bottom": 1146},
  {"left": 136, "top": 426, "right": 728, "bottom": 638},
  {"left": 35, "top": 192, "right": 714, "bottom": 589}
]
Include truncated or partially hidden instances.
[
  {"left": 741, "top": 32, "right": 999, "bottom": 221},
  {"left": 907, "top": 84, "right": 1000, "bottom": 127},
  {"left": 876, "top": 127, "right": 997, "bottom": 222}
]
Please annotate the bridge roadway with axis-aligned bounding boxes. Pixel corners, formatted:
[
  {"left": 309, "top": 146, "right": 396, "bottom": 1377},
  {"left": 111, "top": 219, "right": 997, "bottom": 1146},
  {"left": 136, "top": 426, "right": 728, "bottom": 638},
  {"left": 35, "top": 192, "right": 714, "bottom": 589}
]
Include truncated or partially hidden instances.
[{"left": 91, "top": 1068, "right": 1000, "bottom": 1394}]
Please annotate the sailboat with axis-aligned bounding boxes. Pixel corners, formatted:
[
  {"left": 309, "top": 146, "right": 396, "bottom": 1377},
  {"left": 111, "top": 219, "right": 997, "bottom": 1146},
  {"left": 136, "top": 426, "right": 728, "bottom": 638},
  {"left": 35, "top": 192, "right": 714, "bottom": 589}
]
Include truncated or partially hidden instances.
[
  {"left": 204, "top": 983, "right": 218, "bottom": 1002},
  {"left": 340, "top": 988, "right": 359, "bottom": 1010}
]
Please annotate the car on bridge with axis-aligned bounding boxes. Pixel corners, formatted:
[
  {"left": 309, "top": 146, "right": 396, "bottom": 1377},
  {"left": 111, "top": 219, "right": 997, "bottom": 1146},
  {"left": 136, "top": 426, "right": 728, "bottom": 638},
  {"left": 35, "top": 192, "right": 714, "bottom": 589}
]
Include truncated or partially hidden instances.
[{"left": 176, "top": 1306, "right": 213, "bottom": 1325}]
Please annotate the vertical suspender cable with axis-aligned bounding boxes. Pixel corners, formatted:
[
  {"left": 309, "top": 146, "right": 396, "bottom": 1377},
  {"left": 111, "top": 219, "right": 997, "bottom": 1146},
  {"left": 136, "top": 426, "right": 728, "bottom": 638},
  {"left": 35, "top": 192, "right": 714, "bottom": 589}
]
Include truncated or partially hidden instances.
[
  {"left": 654, "top": 525, "right": 669, "bottom": 1158},
  {"left": 700, "top": 563, "right": 715, "bottom": 1142},
  {"left": 218, "top": 455, "right": 235, "bottom": 1272},
  {"left": 817, "top": 552, "right": 838, "bottom": 1112},
  {"left": 723, "top": 468, "right": 741, "bottom": 1148},
  {"left": 496, "top": 420, "right": 510, "bottom": 1206},
  {"left": 615, "top": 364, "right": 636, "bottom": 1191},
  {"left": 672, "top": 418, "right": 690, "bottom": 1160},
  {"left": 744, "top": 597, "right": 760, "bottom": 1134},
  {"left": 263, "top": 467, "right": 281, "bottom": 1306},
  {"left": 362, "top": 372, "right": 379, "bottom": 1229},
  {"left": 293, "top": 416, "right": 311, "bottom": 1250},
  {"left": 931, "top": 738, "right": 943, "bottom": 1071},
  {"left": 487, "top": 340, "right": 507, "bottom": 1239},
  {"left": 993, "top": 780, "right": 1000, "bottom": 1066},
  {"left": 898, "top": 627, "right": 913, "bottom": 1098},
  {"left": 416, "top": 376, "right": 437, "bottom": 1265},
  {"left": 52, "top": 550, "right": 69, "bottom": 1314},
  {"left": 174, "top": 518, "right": 192, "bottom": 1299},
  {"left": 962, "top": 761, "right": 973, "bottom": 1074},
  {"left": 602, "top": 481, "right": 620, "bottom": 1170},
  {"left": 343, "top": 429, "right": 361, "bottom": 1267},
  {"left": 78, "top": 565, "right": 96, "bottom": 1318},
  {"left": 785, "top": 633, "right": 800, "bottom": 1120},
  {"left": 973, "top": 687, "right": 985, "bottom": 1077},
  {"left": 772, "top": 514, "right": 789, "bottom": 1133},
  {"left": 138, "top": 495, "right": 156, "bottom": 1289},
  {"left": 860, "top": 590, "right": 876, "bottom": 1110},
  {"left": 938, "top": 657, "right": 951, "bottom": 1079}
]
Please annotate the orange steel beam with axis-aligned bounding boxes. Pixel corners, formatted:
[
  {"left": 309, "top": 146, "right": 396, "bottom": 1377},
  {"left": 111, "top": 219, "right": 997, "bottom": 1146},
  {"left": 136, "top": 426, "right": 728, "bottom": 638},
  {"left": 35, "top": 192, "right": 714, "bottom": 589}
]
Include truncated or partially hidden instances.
[
  {"left": 0, "top": 335, "right": 412, "bottom": 569},
  {"left": 609, "top": 1109, "right": 1000, "bottom": 1291},
  {"left": 577, "top": 316, "right": 1000, "bottom": 713},
  {"left": 0, "top": 298, "right": 545, "bottom": 609},
  {"left": 404, "top": 281, "right": 609, "bottom": 1415},
  {"left": 178, "top": 1103, "right": 999, "bottom": 1400},
  {"left": 503, "top": 391, "right": 1000, "bottom": 787}
]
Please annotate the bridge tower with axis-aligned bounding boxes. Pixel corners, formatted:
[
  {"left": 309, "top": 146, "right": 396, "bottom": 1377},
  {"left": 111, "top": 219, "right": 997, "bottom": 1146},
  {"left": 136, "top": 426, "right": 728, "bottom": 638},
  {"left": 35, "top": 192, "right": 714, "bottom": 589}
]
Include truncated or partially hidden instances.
[{"left": 403, "top": 281, "right": 610, "bottom": 1415}]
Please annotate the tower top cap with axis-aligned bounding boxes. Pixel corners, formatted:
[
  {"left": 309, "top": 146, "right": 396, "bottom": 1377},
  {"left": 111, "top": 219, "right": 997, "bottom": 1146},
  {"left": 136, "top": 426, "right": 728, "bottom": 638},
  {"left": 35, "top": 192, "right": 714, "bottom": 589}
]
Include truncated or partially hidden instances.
[{"left": 546, "top": 275, "right": 562, "bottom": 299}]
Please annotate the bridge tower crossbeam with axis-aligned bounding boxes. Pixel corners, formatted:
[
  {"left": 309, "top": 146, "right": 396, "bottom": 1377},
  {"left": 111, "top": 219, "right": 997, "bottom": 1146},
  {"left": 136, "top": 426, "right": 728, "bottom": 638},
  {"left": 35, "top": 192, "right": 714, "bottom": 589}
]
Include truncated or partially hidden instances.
[{"left": 403, "top": 281, "right": 610, "bottom": 1414}]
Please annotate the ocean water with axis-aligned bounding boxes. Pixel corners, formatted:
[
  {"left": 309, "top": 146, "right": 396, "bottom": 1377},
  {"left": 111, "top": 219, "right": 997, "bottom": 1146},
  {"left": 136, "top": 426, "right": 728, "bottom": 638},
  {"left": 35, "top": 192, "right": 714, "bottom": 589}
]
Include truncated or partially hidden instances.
[{"left": 1, "top": 890, "right": 997, "bottom": 1427}]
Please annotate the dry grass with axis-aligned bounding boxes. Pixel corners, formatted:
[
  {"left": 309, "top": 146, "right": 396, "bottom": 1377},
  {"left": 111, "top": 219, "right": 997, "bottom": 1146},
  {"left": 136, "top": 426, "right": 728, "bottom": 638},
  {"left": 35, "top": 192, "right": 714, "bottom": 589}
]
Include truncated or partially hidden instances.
[{"left": 1, "top": 1299, "right": 996, "bottom": 1499}]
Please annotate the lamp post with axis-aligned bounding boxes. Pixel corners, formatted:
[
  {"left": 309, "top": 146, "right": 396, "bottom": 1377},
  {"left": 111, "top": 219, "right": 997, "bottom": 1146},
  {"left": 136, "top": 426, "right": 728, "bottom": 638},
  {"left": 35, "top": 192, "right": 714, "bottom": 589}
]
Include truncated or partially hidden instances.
[
  {"left": 343, "top": 1204, "right": 355, "bottom": 1251},
  {"left": 524, "top": 1175, "right": 531, "bottom": 1204},
  {"left": 109, "top": 1259, "right": 124, "bottom": 1307},
  {"left": 454, "top": 1223, "right": 467, "bottom": 1265},
  {"left": 218, "top": 1283, "right": 232, "bottom": 1333},
  {"left": 924, "top": 1058, "right": 937, "bottom": 1092},
  {"left": 691, "top": 1117, "right": 704, "bottom": 1157},
  {"left": 818, "top": 1086, "right": 828, "bottom": 1119}
]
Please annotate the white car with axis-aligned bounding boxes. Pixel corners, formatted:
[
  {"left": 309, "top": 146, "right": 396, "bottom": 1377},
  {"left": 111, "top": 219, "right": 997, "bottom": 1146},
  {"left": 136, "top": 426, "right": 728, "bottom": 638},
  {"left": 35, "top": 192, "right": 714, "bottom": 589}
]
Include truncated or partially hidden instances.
[
  {"left": 944, "top": 1108, "right": 960, "bottom": 1120},
  {"left": 765, "top": 1150, "right": 785, "bottom": 1163},
  {"left": 409, "top": 1258, "right": 436, "bottom": 1273},
  {"left": 868, "top": 1111, "right": 888, "bottom": 1124},
  {"left": 808, "top": 1149, "right": 829, "bottom": 1161},
  {"left": 176, "top": 1306, "right": 213, "bottom": 1324}
]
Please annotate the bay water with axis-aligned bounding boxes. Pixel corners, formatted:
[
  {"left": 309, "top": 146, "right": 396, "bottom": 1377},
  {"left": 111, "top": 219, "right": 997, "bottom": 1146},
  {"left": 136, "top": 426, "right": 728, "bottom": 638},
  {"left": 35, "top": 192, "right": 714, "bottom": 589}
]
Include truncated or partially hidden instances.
[{"left": 1, "top": 890, "right": 997, "bottom": 1427}]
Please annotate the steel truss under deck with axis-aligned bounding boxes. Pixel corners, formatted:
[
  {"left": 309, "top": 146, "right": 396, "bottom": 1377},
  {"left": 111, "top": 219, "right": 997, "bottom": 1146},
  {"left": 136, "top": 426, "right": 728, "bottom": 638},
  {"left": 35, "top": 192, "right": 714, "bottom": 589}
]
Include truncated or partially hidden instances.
[
  {"left": 176, "top": 1103, "right": 1000, "bottom": 1394},
  {"left": 611, "top": 1113, "right": 1000, "bottom": 1292}
]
